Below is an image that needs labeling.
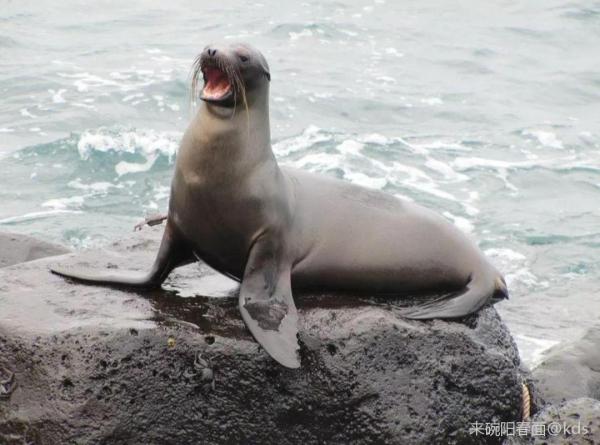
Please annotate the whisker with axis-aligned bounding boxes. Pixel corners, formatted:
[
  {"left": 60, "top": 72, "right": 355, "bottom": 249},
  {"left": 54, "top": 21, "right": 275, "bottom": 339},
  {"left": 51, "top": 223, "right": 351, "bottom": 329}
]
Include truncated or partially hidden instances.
[
  {"left": 240, "top": 80, "right": 250, "bottom": 136},
  {"left": 189, "top": 53, "right": 203, "bottom": 113},
  {"left": 226, "top": 65, "right": 237, "bottom": 118}
]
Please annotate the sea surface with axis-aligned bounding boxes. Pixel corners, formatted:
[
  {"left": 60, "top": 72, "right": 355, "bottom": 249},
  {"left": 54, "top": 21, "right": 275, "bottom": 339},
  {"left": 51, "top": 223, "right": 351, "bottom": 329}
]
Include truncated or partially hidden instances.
[{"left": 1, "top": 0, "right": 599, "bottom": 367}]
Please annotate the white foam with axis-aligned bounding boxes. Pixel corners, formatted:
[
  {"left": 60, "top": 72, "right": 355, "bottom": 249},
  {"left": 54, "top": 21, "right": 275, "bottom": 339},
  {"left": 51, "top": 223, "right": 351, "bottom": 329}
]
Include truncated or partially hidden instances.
[
  {"left": 58, "top": 72, "right": 120, "bottom": 92},
  {"left": 390, "top": 162, "right": 459, "bottom": 202},
  {"left": 390, "top": 161, "right": 431, "bottom": 181},
  {"left": 110, "top": 71, "right": 131, "bottom": 80},
  {"left": 48, "top": 88, "right": 67, "bottom": 104},
  {"left": 273, "top": 125, "right": 330, "bottom": 156},
  {"left": 130, "top": 99, "right": 150, "bottom": 106},
  {"left": 484, "top": 247, "right": 540, "bottom": 289},
  {"left": 151, "top": 55, "right": 172, "bottom": 63},
  {"left": 513, "top": 335, "right": 560, "bottom": 368},
  {"left": 376, "top": 75, "right": 396, "bottom": 83},
  {"left": 0, "top": 128, "right": 14, "bottom": 133},
  {"left": 453, "top": 156, "right": 547, "bottom": 170},
  {"left": 463, "top": 190, "right": 480, "bottom": 216},
  {"left": 523, "top": 130, "right": 564, "bottom": 149},
  {"left": 57, "top": 68, "right": 171, "bottom": 95},
  {"left": 274, "top": 129, "right": 485, "bottom": 214},
  {"left": 344, "top": 171, "right": 387, "bottom": 189},
  {"left": 289, "top": 29, "right": 313, "bottom": 41},
  {"left": 393, "top": 192, "right": 413, "bottom": 202},
  {"left": 51, "top": 59, "right": 75, "bottom": 66},
  {"left": 424, "top": 157, "right": 468, "bottom": 181},
  {"left": 76, "top": 129, "right": 180, "bottom": 162},
  {"left": 71, "top": 102, "right": 96, "bottom": 110},
  {"left": 442, "top": 211, "right": 474, "bottom": 233},
  {"left": 0, "top": 209, "right": 83, "bottom": 224},
  {"left": 123, "top": 93, "right": 144, "bottom": 102},
  {"left": 115, "top": 154, "right": 159, "bottom": 176},
  {"left": 292, "top": 152, "right": 343, "bottom": 171},
  {"left": 452, "top": 155, "right": 581, "bottom": 192},
  {"left": 20, "top": 108, "right": 36, "bottom": 118},
  {"left": 484, "top": 248, "right": 526, "bottom": 261},
  {"left": 384, "top": 47, "right": 403, "bottom": 57},
  {"left": 42, "top": 196, "right": 85, "bottom": 210},
  {"left": 420, "top": 97, "right": 443, "bottom": 106},
  {"left": 357, "top": 133, "right": 390, "bottom": 145},
  {"left": 336, "top": 139, "right": 364, "bottom": 156},
  {"left": 411, "top": 140, "right": 471, "bottom": 152},
  {"left": 67, "top": 178, "right": 118, "bottom": 192},
  {"left": 154, "top": 185, "right": 171, "bottom": 201}
]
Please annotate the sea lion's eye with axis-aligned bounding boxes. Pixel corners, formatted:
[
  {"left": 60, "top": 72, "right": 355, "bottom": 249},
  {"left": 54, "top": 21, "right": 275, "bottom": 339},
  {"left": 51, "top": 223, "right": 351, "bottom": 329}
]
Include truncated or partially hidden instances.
[{"left": 239, "top": 55, "right": 249, "bottom": 62}]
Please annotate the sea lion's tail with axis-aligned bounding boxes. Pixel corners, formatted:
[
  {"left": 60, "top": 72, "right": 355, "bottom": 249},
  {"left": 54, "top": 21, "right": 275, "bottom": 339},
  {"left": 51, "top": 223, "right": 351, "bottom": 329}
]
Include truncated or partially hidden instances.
[{"left": 401, "top": 266, "right": 508, "bottom": 320}]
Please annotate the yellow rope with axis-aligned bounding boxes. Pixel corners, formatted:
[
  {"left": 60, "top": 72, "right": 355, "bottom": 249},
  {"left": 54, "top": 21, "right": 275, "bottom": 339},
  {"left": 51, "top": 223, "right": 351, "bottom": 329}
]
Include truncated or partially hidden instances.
[{"left": 521, "top": 383, "right": 531, "bottom": 420}]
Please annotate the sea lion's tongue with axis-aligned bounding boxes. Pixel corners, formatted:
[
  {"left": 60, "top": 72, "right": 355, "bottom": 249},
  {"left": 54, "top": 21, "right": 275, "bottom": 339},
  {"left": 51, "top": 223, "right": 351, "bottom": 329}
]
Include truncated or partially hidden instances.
[{"left": 203, "top": 67, "right": 231, "bottom": 100}]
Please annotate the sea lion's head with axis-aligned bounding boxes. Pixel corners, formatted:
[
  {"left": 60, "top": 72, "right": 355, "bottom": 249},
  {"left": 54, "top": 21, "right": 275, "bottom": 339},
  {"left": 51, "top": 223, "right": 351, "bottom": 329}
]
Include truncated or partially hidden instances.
[{"left": 192, "top": 43, "right": 271, "bottom": 111}]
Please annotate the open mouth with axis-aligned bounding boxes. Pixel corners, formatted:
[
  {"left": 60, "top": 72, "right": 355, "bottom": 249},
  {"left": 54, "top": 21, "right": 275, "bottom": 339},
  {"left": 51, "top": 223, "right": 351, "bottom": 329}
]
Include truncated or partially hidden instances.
[{"left": 201, "top": 66, "right": 232, "bottom": 102}]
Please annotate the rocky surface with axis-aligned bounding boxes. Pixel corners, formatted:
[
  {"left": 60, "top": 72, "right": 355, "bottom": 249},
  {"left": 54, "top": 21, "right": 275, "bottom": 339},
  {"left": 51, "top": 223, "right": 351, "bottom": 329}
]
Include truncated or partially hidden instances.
[
  {"left": 512, "top": 327, "right": 600, "bottom": 444},
  {"left": 0, "top": 228, "right": 525, "bottom": 444},
  {"left": 0, "top": 232, "right": 70, "bottom": 268},
  {"left": 507, "top": 398, "right": 600, "bottom": 445},
  {"left": 531, "top": 327, "right": 600, "bottom": 406}
]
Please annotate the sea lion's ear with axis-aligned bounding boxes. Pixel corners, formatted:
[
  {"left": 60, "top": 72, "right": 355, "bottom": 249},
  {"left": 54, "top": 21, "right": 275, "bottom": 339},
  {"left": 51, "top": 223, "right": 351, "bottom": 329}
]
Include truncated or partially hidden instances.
[{"left": 238, "top": 236, "right": 299, "bottom": 368}]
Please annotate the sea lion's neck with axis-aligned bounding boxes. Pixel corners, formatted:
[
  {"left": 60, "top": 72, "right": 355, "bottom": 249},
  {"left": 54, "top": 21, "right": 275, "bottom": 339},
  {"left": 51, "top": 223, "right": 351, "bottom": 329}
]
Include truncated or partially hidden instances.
[{"left": 178, "top": 98, "right": 276, "bottom": 179}]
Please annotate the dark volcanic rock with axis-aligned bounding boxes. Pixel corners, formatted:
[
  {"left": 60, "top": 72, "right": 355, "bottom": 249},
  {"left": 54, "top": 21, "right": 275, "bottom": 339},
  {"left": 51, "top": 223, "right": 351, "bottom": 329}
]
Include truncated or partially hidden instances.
[
  {"left": 532, "top": 327, "right": 600, "bottom": 406},
  {"left": 0, "top": 232, "right": 70, "bottom": 268},
  {"left": 0, "top": 228, "right": 524, "bottom": 445},
  {"left": 508, "top": 398, "right": 600, "bottom": 445}
]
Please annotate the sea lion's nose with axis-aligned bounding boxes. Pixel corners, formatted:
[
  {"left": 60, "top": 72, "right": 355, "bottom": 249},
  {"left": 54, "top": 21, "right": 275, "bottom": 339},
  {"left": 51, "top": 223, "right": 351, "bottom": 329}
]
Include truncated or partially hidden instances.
[{"left": 207, "top": 48, "right": 217, "bottom": 57}]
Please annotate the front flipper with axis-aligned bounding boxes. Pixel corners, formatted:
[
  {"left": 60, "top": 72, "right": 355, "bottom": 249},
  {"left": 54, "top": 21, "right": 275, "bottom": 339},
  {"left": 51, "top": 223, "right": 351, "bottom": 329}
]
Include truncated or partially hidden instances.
[
  {"left": 134, "top": 213, "right": 168, "bottom": 232},
  {"left": 238, "top": 236, "right": 300, "bottom": 369},
  {"left": 51, "top": 222, "right": 193, "bottom": 289}
]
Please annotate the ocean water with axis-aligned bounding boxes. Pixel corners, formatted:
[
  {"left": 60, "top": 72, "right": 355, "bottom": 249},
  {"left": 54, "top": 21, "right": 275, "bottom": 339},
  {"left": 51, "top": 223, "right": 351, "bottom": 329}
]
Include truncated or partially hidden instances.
[{"left": 1, "top": 0, "right": 599, "bottom": 367}]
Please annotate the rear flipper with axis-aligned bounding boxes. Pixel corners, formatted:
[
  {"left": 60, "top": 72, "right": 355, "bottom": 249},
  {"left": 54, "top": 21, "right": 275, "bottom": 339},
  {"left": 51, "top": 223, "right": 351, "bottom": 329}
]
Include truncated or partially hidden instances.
[
  {"left": 50, "top": 222, "right": 193, "bottom": 290},
  {"left": 401, "top": 268, "right": 508, "bottom": 320}
]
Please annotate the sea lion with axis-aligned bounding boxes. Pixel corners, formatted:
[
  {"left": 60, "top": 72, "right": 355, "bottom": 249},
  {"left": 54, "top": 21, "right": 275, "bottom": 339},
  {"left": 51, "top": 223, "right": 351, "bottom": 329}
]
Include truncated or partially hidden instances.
[{"left": 51, "top": 43, "right": 508, "bottom": 368}]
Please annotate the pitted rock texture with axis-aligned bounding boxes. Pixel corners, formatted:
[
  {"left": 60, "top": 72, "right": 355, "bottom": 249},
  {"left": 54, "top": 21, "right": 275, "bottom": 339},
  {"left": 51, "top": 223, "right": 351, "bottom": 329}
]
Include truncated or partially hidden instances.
[{"left": 0, "top": 228, "right": 523, "bottom": 444}]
